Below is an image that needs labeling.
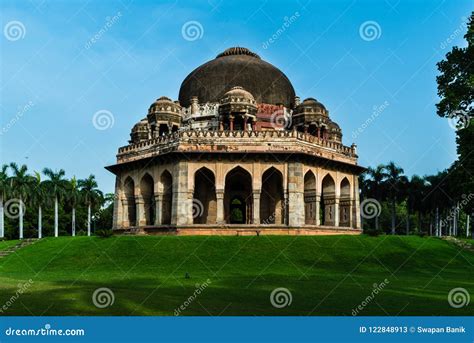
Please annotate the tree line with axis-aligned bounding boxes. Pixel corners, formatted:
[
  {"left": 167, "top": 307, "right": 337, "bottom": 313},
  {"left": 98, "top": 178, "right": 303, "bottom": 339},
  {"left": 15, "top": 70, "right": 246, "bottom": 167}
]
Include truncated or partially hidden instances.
[
  {"left": 0, "top": 163, "right": 112, "bottom": 240},
  {"left": 360, "top": 161, "right": 472, "bottom": 237}
]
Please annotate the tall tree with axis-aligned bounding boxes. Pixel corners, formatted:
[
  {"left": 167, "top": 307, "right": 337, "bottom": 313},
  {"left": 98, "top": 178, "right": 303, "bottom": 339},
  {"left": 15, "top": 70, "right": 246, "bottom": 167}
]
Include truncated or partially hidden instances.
[
  {"left": 363, "top": 164, "right": 387, "bottom": 231},
  {"left": 0, "top": 164, "right": 9, "bottom": 238},
  {"left": 436, "top": 12, "right": 474, "bottom": 218},
  {"left": 9, "top": 163, "right": 32, "bottom": 239},
  {"left": 30, "top": 172, "right": 46, "bottom": 239},
  {"left": 79, "top": 175, "right": 103, "bottom": 236},
  {"left": 68, "top": 176, "right": 82, "bottom": 237},
  {"left": 43, "top": 168, "right": 68, "bottom": 237},
  {"left": 384, "top": 162, "right": 405, "bottom": 235}
]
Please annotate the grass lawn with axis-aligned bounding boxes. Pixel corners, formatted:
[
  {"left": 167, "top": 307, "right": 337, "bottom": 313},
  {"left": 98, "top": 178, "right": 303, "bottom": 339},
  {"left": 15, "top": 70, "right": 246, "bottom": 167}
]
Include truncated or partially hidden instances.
[
  {"left": 0, "top": 235, "right": 472, "bottom": 316},
  {"left": 0, "top": 240, "right": 19, "bottom": 251}
]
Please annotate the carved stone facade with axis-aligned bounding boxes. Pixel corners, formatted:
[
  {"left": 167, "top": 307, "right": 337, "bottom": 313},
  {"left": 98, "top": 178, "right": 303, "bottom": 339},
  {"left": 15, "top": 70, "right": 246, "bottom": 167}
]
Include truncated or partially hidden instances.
[{"left": 106, "top": 47, "right": 364, "bottom": 235}]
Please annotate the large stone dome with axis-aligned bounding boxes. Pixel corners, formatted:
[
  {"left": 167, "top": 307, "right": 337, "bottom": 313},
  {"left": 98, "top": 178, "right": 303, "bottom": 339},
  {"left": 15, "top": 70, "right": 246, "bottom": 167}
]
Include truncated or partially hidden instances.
[{"left": 178, "top": 47, "right": 296, "bottom": 108}]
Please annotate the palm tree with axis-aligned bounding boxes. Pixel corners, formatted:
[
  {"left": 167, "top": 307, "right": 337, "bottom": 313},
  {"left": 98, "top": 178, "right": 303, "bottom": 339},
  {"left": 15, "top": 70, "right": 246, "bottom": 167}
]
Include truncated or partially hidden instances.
[
  {"left": 30, "top": 172, "right": 47, "bottom": 239},
  {"left": 68, "top": 176, "right": 82, "bottom": 237},
  {"left": 43, "top": 168, "right": 68, "bottom": 237},
  {"left": 0, "top": 164, "right": 9, "bottom": 238},
  {"left": 384, "top": 161, "right": 405, "bottom": 235},
  {"left": 9, "top": 163, "right": 32, "bottom": 240},
  {"left": 79, "top": 175, "right": 103, "bottom": 236}
]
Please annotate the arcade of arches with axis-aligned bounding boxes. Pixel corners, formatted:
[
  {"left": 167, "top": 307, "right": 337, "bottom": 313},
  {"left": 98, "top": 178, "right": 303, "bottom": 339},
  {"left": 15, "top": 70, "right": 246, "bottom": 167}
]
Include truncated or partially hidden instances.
[{"left": 113, "top": 161, "right": 361, "bottom": 233}]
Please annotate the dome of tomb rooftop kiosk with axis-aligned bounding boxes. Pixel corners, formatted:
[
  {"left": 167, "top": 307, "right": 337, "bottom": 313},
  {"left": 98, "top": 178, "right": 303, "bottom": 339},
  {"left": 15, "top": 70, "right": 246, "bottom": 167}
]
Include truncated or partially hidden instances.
[
  {"left": 130, "top": 119, "right": 150, "bottom": 143},
  {"left": 147, "top": 96, "right": 182, "bottom": 136},
  {"left": 295, "top": 97, "right": 328, "bottom": 116},
  {"left": 179, "top": 47, "right": 296, "bottom": 108},
  {"left": 219, "top": 86, "right": 257, "bottom": 116}
]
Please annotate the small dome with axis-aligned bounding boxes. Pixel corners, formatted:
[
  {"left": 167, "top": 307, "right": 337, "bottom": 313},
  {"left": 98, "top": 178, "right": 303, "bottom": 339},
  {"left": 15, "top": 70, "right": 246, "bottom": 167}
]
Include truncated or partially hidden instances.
[
  {"left": 295, "top": 97, "right": 327, "bottom": 116},
  {"left": 221, "top": 86, "right": 256, "bottom": 103}
]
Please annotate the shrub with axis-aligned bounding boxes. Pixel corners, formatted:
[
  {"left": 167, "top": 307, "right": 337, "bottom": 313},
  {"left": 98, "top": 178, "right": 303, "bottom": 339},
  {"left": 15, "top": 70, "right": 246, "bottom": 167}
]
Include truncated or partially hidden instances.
[
  {"left": 365, "top": 229, "right": 382, "bottom": 237},
  {"left": 95, "top": 229, "right": 114, "bottom": 238}
]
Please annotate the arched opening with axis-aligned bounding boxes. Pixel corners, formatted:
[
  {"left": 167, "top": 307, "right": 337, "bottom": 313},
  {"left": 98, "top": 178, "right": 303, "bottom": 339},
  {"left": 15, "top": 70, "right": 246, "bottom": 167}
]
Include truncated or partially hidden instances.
[
  {"left": 193, "top": 167, "right": 217, "bottom": 224},
  {"left": 124, "top": 177, "right": 136, "bottom": 227},
  {"left": 321, "top": 174, "right": 336, "bottom": 226},
  {"left": 339, "top": 178, "right": 351, "bottom": 227},
  {"left": 304, "top": 171, "right": 317, "bottom": 225},
  {"left": 158, "top": 124, "right": 169, "bottom": 136},
  {"left": 224, "top": 166, "right": 253, "bottom": 224},
  {"left": 260, "top": 167, "right": 284, "bottom": 224},
  {"left": 160, "top": 170, "right": 173, "bottom": 225},
  {"left": 140, "top": 173, "right": 155, "bottom": 226},
  {"left": 308, "top": 124, "right": 318, "bottom": 136}
]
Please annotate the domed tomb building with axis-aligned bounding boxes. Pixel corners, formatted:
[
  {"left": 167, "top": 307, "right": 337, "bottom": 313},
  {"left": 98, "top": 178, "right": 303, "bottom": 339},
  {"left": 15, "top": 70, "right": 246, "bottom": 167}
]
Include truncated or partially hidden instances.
[{"left": 106, "top": 47, "right": 364, "bottom": 235}]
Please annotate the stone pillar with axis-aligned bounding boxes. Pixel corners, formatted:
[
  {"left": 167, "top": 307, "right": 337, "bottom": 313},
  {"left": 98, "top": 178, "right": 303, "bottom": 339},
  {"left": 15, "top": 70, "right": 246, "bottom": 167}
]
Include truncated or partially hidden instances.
[
  {"left": 353, "top": 177, "right": 361, "bottom": 229},
  {"left": 172, "top": 161, "right": 192, "bottom": 226},
  {"left": 283, "top": 192, "right": 288, "bottom": 225},
  {"left": 154, "top": 193, "right": 163, "bottom": 225},
  {"left": 334, "top": 198, "right": 340, "bottom": 227},
  {"left": 304, "top": 125, "right": 308, "bottom": 134},
  {"left": 253, "top": 190, "right": 261, "bottom": 224},
  {"left": 317, "top": 127, "right": 321, "bottom": 139},
  {"left": 121, "top": 197, "right": 129, "bottom": 227},
  {"left": 135, "top": 195, "right": 145, "bottom": 226},
  {"left": 216, "top": 189, "right": 224, "bottom": 224},
  {"left": 315, "top": 193, "right": 321, "bottom": 226},
  {"left": 252, "top": 122, "right": 256, "bottom": 131},
  {"left": 287, "top": 162, "right": 305, "bottom": 227},
  {"left": 229, "top": 115, "right": 234, "bottom": 131},
  {"left": 112, "top": 177, "right": 122, "bottom": 229},
  {"left": 219, "top": 120, "right": 224, "bottom": 131},
  {"left": 243, "top": 117, "right": 248, "bottom": 131}
]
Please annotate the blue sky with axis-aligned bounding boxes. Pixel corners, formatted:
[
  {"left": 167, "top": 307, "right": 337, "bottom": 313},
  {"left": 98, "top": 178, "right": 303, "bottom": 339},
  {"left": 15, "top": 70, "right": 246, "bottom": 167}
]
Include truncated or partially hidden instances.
[{"left": 1, "top": 0, "right": 472, "bottom": 193}]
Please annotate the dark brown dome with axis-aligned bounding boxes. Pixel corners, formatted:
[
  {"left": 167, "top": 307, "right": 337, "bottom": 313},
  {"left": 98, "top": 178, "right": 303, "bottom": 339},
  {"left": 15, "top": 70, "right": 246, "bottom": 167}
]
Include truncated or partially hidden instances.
[{"left": 179, "top": 47, "right": 296, "bottom": 108}]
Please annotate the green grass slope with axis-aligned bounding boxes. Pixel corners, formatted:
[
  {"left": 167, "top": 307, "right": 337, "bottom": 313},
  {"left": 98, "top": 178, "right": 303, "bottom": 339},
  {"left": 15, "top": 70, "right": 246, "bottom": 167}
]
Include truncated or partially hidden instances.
[{"left": 0, "top": 235, "right": 472, "bottom": 316}]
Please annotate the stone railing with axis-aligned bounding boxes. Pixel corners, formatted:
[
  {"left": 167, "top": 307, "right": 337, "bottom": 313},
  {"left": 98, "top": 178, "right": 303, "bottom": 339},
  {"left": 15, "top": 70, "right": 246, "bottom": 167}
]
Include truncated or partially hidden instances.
[{"left": 117, "top": 129, "right": 357, "bottom": 159}]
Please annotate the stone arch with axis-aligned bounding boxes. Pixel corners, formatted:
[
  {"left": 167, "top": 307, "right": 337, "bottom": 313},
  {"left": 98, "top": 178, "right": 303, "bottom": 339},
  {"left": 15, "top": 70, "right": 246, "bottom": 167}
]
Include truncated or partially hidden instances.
[
  {"left": 193, "top": 167, "right": 217, "bottom": 224},
  {"left": 304, "top": 170, "right": 317, "bottom": 225},
  {"left": 124, "top": 176, "right": 136, "bottom": 227},
  {"left": 140, "top": 173, "right": 155, "bottom": 226},
  {"left": 321, "top": 173, "right": 336, "bottom": 226},
  {"left": 260, "top": 167, "right": 284, "bottom": 224},
  {"left": 339, "top": 177, "right": 351, "bottom": 227},
  {"left": 224, "top": 166, "right": 253, "bottom": 224},
  {"left": 160, "top": 170, "right": 173, "bottom": 225}
]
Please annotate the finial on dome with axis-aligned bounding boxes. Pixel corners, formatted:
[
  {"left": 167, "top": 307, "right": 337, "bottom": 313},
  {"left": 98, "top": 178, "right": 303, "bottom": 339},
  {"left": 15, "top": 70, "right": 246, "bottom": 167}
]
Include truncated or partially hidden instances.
[{"left": 216, "top": 47, "right": 260, "bottom": 59}]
